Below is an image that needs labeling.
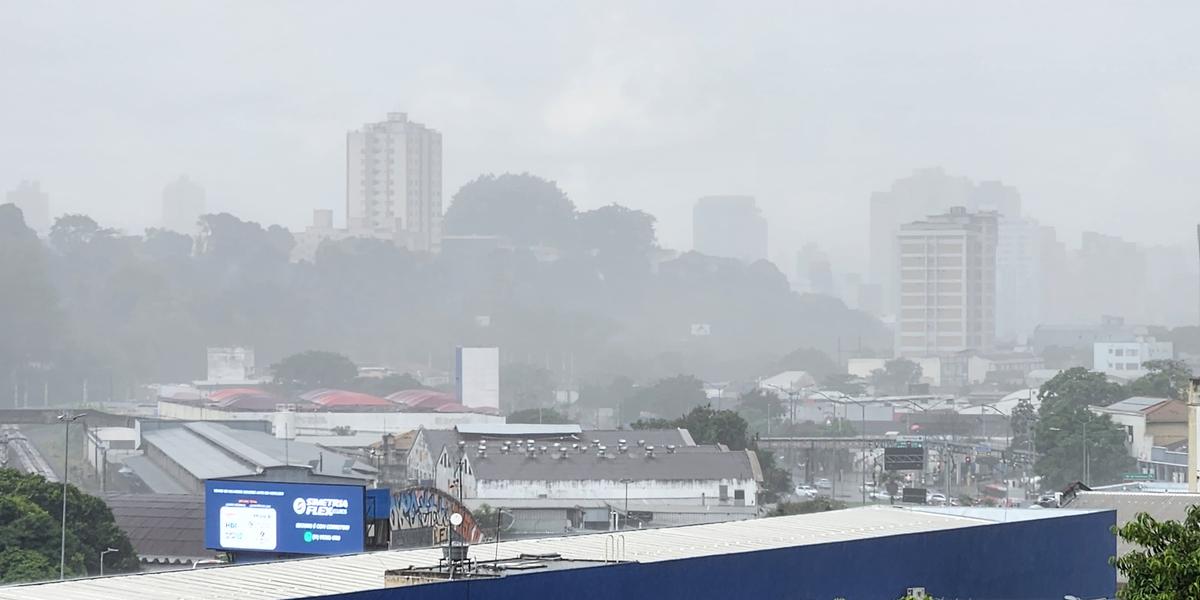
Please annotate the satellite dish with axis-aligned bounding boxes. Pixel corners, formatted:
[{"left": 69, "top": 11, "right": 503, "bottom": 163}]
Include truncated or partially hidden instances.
[{"left": 450, "top": 512, "right": 464, "bottom": 526}]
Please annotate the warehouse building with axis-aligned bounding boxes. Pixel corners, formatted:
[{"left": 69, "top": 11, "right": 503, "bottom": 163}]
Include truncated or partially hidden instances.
[{"left": 0, "top": 506, "right": 1116, "bottom": 600}]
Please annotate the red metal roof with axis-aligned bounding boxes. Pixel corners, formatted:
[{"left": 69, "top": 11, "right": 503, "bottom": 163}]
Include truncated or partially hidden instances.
[{"left": 302, "top": 389, "right": 392, "bottom": 407}]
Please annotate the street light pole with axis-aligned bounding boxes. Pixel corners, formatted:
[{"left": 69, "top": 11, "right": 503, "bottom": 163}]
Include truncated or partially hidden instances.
[
  {"left": 1083, "top": 419, "right": 1089, "bottom": 485},
  {"left": 99, "top": 547, "right": 118, "bottom": 577},
  {"left": 58, "top": 412, "right": 86, "bottom": 580}
]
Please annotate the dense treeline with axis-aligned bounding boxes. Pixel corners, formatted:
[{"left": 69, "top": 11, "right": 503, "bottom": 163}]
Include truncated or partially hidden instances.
[{"left": 0, "top": 173, "right": 890, "bottom": 407}]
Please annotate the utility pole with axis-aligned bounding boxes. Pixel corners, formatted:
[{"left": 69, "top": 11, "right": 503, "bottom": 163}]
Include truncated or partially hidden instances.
[{"left": 1188, "top": 378, "right": 1200, "bottom": 493}]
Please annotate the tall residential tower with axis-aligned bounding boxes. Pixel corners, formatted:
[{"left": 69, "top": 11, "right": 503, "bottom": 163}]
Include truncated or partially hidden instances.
[
  {"left": 895, "top": 207, "right": 998, "bottom": 357},
  {"left": 346, "top": 112, "right": 443, "bottom": 251}
]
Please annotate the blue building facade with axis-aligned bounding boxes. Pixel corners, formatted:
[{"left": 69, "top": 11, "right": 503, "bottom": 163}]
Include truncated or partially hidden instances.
[{"left": 315, "top": 510, "right": 1116, "bottom": 600}]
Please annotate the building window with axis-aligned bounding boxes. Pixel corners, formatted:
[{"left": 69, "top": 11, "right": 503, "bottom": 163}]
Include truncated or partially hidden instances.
[{"left": 719, "top": 485, "right": 729, "bottom": 500}]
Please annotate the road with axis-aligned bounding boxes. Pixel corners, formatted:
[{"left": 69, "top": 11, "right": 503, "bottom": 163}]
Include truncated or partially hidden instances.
[{"left": 0, "top": 424, "right": 59, "bottom": 482}]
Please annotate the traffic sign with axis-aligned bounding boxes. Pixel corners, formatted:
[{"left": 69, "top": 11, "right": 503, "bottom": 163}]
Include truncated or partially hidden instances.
[{"left": 1122, "top": 472, "right": 1153, "bottom": 481}]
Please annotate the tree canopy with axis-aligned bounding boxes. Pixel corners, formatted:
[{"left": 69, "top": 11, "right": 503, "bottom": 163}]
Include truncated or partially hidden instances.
[
  {"left": 1114, "top": 505, "right": 1200, "bottom": 599},
  {"left": 507, "top": 407, "right": 571, "bottom": 424},
  {"left": 0, "top": 175, "right": 892, "bottom": 410},
  {"left": 869, "top": 358, "right": 922, "bottom": 395},
  {"left": 1034, "top": 368, "right": 1134, "bottom": 489},
  {"left": 0, "top": 469, "right": 137, "bottom": 583},
  {"left": 271, "top": 350, "right": 359, "bottom": 390}
]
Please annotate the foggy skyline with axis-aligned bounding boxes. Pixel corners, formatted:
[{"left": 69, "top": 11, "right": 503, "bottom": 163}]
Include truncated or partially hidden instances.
[{"left": 3, "top": 1, "right": 1200, "bottom": 272}]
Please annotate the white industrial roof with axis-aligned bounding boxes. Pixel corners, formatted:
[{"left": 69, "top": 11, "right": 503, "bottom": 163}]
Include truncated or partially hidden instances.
[
  {"left": 0, "top": 506, "right": 1089, "bottom": 600},
  {"left": 455, "top": 423, "right": 583, "bottom": 436}
]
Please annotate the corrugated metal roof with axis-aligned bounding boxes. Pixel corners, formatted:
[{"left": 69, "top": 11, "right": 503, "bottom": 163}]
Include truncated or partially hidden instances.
[
  {"left": 0, "top": 506, "right": 1046, "bottom": 600},
  {"left": 105, "top": 494, "right": 212, "bottom": 564},
  {"left": 1098, "top": 396, "right": 1169, "bottom": 414},
  {"left": 141, "top": 427, "right": 256, "bottom": 481},
  {"left": 456, "top": 424, "right": 583, "bottom": 436},
  {"left": 120, "top": 455, "right": 190, "bottom": 494},
  {"left": 471, "top": 448, "right": 756, "bottom": 482}
]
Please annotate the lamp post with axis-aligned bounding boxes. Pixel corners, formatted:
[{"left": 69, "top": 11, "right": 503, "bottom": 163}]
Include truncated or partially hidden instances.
[
  {"left": 57, "top": 412, "right": 86, "bottom": 580},
  {"left": 811, "top": 389, "right": 870, "bottom": 504},
  {"left": 99, "top": 547, "right": 118, "bottom": 577},
  {"left": 619, "top": 478, "right": 633, "bottom": 529}
]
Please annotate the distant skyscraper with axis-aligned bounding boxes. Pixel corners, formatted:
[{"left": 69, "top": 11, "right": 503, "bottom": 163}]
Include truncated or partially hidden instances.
[
  {"left": 346, "top": 112, "right": 443, "bottom": 252},
  {"left": 795, "top": 244, "right": 834, "bottom": 295},
  {"left": 5, "top": 180, "right": 50, "bottom": 234},
  {"left": 161, "top": 175, "right": 206, "bottom": 234},
  {"left": 994, "top": 216, "right": 1042, "bottom": 344},
  {"left": 895, "top": 207, "right": 998, "bottom": 357},
  {"left": 692, "top": 195, "right": 767, "bottom": 262},
  {"left": 870, "top": 168, "right": 1020, "bottom": 315}
]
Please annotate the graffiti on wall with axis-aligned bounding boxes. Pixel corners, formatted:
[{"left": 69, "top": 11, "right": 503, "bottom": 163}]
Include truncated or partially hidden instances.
[{"left": 389, "top": 486, "right": 483, "bottom": 547}]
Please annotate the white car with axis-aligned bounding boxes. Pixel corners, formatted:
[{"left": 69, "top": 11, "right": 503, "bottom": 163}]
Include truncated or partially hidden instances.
[
  {"left": 794, "top": 485, "right": 818, "bottom": 499},
  {"left": 928, "top": 493, "right": 948, "bottom": 505},
  {"left": 869, "top": 490, "right": 893, "bottom": 501},
  {"left": 814, "top": 478, "right": 833, "bottom": 490}
]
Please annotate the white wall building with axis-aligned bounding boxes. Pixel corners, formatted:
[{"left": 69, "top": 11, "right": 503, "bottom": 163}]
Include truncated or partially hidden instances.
[
  {"left": 161, "top": 176, "right": 206, "bottom": 235},
  {"left": 895, "top": 207, "right": 998, "bottom": 357},
  {"left": 994, "top": 216, "right": 1043, "bottom": 344},
  {"left": 1093, "top": 339, "right": 1174, "bottom": 378},
  {"left": 346, "top": 112, "right": 442, "bottom": 252},
  {"left": 456, "top": 347, "right": 500, "bottom": 410}
]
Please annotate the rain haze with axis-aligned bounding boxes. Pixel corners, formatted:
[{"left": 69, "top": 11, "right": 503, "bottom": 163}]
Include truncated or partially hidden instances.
[
  {"left": 3, "top": 1, "right": 1200, "bottom": 261},
  {"left": 3, "top": 2, "right": 1200, "bottom": 595}
]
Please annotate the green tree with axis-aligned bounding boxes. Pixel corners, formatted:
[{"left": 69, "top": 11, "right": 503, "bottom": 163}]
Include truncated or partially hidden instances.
[
  {"left": 769, "top": 497, "right": 847, "bottom": 516},
  {"left": 349, "top": 373, "right": 427, "bottom": 397},
  {"left": 734, "top": 388, "right": 784, "bottom": 436},
  {"left": 1039, "top": 366, "right": 1125, "bottom": 408},
  {"left": 869, "top": 358, "right": 922, "bottom": 395},
  {"left": 444, "top": 173, "right": 577, "bottom": 248},
  {"left": 631, "top": 375, "right": 708, "bottom": 421},
  {"left": 1113, "top": 506, "right": 1200, "bottom": 599},
  {"left": 1034, "top": 369, "right": 1134, "bottom": 488},
  {"left": 507, "top": 407, "right": 571, "bottom": 424},
  {"left": 271, "top": 350, "right": 358, "bottom": 390},
  {"left": 0, "top": 205, "right": 61, "bottom": 387},
  {"left": 500, "top": 363, "right": 557, "bottom": 413},
  {"left": 0, "top": 548, "right": 57, "bottom": 584},
  {"left": 776, "top": 347, "right": 838, "bottom": 382},
  {"left": 1010, "top": 394, "right": 1037, "bottom": 452},
  {"left": 1126, "top": 360, "right": 1194, "bottom": 401},
  {"left": 0, "top": 470, "right": 137, "bottom": 580},
  {"left": 822, "top": 372, "right": 866, "bottom": 397}
]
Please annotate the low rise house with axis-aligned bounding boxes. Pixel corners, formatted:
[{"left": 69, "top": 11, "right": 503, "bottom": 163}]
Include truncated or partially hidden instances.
[{"left": 1090, "top": 397, "right": 1187, "bottom": 464}]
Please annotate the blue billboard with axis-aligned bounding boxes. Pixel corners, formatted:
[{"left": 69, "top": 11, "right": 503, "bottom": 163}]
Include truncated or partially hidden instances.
[{"left": 204, "top": 480, "right": 365, "bottom": 555}]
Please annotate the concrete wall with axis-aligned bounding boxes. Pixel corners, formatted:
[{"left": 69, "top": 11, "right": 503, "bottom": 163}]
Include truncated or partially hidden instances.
[
  {"left": 316, "top": 510, "right": 1117, "bottom": 600},
  {"left": 156, "top": 400, "right": 503, "bottom": 436},
  {"left": 476, "top": 478, "right": 757, "bottom": 506}
]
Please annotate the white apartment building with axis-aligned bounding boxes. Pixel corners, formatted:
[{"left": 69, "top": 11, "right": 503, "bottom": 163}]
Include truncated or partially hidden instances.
[
  {"left": 994, "top": 216, "right": 1042, "bottom": 344},
  {"left": 1093, "top": 339, "right": 1174, "bottom": 378},
  {"left": 346, "top": 112, "right": 443, "bottom": 252},
  {"left": 895, "top": 207, "right": 998, "bottom": 357}
]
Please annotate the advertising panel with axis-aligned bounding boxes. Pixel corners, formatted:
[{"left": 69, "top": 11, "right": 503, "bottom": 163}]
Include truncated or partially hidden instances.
[{"left": 204, "top": 480, "right": 365, "bottom": 555}]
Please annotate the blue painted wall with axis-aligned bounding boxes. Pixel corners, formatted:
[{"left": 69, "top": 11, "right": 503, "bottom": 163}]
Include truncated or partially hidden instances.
[{"left": 310, "top": 510, "right": 1117, "bottom": 600}]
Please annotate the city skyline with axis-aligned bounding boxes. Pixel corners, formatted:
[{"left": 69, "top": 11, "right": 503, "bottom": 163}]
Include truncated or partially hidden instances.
[{"left": 3, "top": 2, "right": 1200, "bottom": 271}]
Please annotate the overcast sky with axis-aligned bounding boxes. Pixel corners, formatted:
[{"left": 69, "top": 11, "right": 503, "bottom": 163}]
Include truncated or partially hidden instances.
[{"left": 2, "top": 1, "right": 1198, "bottom": 273}]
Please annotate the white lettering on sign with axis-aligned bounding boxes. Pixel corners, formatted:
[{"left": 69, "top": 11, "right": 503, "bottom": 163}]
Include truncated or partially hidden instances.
[{"left": 291, "top": 497, "right": 350, "bottom": 517}]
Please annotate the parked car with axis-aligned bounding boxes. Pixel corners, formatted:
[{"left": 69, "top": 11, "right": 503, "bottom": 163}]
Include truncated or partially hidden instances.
[
  {"left": 794, "top": 485, "right": 818, "bottom": 499},
  {"left": 928, "top": 493, "right": 948, "bottom": 505},
  {"left": 869, "top": 490, "right": 893, "bottom": 501},
  {"left": 814, "top": 478, "right": 833, "bottom": 490}
]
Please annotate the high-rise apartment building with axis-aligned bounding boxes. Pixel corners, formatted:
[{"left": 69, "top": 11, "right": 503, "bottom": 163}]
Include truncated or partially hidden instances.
[
  {"left": 692, "top": 195, "right": 767, "bottom": 262},
  {"left": 161, "top": 175, "right": 206, "bottom": 234},
  {"left": 5, "top": 180, "right": 50, "bottom": 234},
  {"left": 870, "top": 168, "right": 1020, "bottom": 315},
  {"left": 896, "top": 207, "right": 998, "bottom": 357},
  {"left": 346, "top": 112, "right": 442, "bottom": 252}
]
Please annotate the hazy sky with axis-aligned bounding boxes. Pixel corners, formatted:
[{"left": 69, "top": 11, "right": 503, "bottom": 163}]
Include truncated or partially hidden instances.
[{"left": 3, "top": 1, "right": 1199, "bottom": 273}]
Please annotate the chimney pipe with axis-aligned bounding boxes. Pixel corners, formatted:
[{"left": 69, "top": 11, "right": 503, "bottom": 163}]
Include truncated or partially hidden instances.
[{"left": 1189, "top": 378, "right": 1200, "bottom": 493}]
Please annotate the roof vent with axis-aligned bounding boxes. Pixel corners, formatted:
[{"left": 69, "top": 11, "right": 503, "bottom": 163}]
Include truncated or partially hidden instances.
[
  {"left": 558, "top": 447, "right": 570, "bottom": 459},
  {"left": 477, "top": 449, "right": 486, "bottom": 458},
  {"left": 646, "top": 445, "right": 655, "bottom": 458},
  {"left": 666, "top": 444, "right": 677, "bottom": 454},
  {"left": 637, "top": 439, "right": 646, "bottom": 447},
  {"left": 501, "top": 444, "right": 511, "bottom": 454},
  {"left": 540, "top": 445, "right": 548, "bottom": 454},
  {"left": 526, "top": 445, "right": 537, "bottom": 458},
  {"left": 574, "top": 443, "right": 584, "bottom": 453},
  {"left": 526, "top": 439, "right": 536, "bottom": 447},
  {"left": 591, "top": 439, "right": 601, "bottom": 447},
  {"left": 597, "top": 445, "right": 607, "bottom": 458},
  {"left": 458, "top": 440, "right": 466, "bottom": 448}
]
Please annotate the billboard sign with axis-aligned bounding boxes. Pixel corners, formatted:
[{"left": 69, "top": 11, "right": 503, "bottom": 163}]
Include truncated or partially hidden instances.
[
  {"left": 204, "top": 480, "right": 365, "bottom": 555},
  {"left": 884, "top": 446, "right": 925, "bottom": 471}
]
